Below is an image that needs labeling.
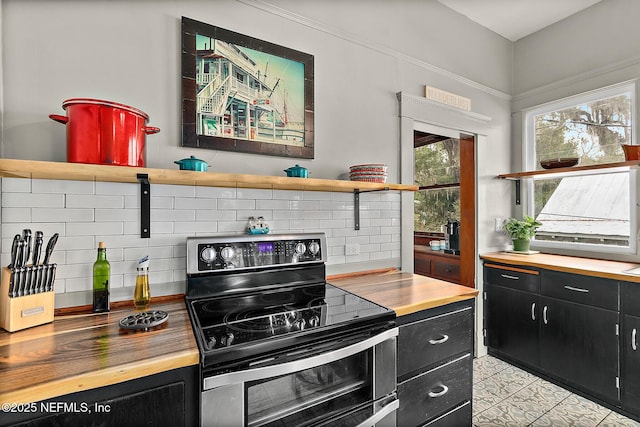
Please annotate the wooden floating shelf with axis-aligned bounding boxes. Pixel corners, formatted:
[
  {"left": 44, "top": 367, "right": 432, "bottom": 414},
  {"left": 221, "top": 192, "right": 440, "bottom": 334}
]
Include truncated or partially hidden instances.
[
  {"left": 497, "top": 160, "right": 640, "bottom": 180},
  {"left": 0, "top": 158, "right": 418, "bottom": 193}
]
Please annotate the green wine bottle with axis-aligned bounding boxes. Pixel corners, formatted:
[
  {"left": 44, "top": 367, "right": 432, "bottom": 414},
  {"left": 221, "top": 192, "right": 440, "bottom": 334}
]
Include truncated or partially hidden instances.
[{"left": 92, "top": 241, "right": 110, "bottom": 313}]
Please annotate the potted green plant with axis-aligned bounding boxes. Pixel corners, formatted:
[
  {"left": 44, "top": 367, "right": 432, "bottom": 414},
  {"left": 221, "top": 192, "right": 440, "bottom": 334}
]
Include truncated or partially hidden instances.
[{"left": 503, "top": 215, "right": 542, "bottom": 252}]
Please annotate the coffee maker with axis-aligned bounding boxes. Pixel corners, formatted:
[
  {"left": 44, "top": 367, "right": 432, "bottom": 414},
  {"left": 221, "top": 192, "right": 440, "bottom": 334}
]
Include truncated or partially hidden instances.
[{"left": 444, "top": 219, "right": 460, "bottom": 255}]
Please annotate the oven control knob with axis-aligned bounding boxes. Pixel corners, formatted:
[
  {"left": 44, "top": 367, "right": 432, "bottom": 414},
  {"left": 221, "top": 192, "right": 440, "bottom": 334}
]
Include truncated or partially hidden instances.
[
  {"left": 308, "top": 241, "right": 320, "bottom": 255},
  {"left": 309, "top": 315, "right": 320, "bottom": 327},
  {"left": 220, "top": 246, "right": 235, "bottom": 261},
  {"left": 201, "top": 247, "right": 217, "bottom": 263},
  {"left": 295, "top": 242, "right": 306, "bottom": 254}
]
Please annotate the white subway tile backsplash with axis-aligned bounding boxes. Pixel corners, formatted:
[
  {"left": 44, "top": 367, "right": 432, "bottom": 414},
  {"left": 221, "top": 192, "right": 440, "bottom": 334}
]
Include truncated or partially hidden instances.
[
  {"left": 0, "top": 178, "right": 401, "bottom": 307},
  {"left": 95, "top": 208, "right": 139, "bottom": 222},
  {"left": 218, "top": 199, "right": 256, "bottom": 210},
  {"left": 3, "top": 192, "right": 64, "bottom": 208},
  {"left": 175, "top": 221, "right": 218, "bottom": 234},
  {"left": 196, "top": 186, "right": 236, "bottom": 199},
  {"left": 2, "top": 207, "right": 31, "bottom": 223},
  {"left": 237, "top": 188, "right": 273, "bottom": 199},
  {"left": 2, "top": 178, "right": 31, "bottom": 192},
  {"left": 95, "top": 181, "right": 138, "bottom": 196},
  {"left": 174, "top": 197, "right": 217, "bottom": 210},
  {"left": 67, "top": 221, "right": 124, "bottom": 236},
  {"left": 154, "top": 184, "right": 196, "bottom": 197},
  {"left": 33, "top": 208, "right": 94, "bottom": 223},
  {"left": 32, "top": 179, "right": 94, "bottom": 194},
  {"left": 196, "top": 209, "right": 235, "bottom": 221},
  {"left": 256, "top": 199, "right": 290, "bottom": 210},
  {"left": 66, "top": 194, "right": 123, "bottom": 209}
]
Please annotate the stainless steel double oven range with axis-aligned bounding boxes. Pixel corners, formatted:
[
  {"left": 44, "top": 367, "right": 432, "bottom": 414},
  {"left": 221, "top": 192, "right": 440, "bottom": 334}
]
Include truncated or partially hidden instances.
[{"left": 185, "top": 233, "right": 399, "bottom": 427}]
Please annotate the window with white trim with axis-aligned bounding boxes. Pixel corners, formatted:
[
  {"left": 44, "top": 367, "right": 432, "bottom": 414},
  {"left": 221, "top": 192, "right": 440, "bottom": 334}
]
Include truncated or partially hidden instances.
[{"left": 524, "top": 82, "right": 637, "bottom": 254}]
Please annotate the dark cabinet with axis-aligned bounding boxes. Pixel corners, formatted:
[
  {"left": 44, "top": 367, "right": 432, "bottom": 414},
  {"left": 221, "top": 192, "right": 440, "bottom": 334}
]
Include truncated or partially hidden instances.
[
  {"left": 485, "top": 284, "right": 540, "bottom": 368},
  {"left": 622, "top": 282, "right": 640, "bottom": 416},
  {"left": 397, "top": 300, "right": 474, "bottom": 427},
  {"left": 484, "top": 262, "right": 621, "bottom": 413},
  {"left": 0, "top": 366, "right": 199, "bottom": 427},
  {"left": 539, "top": 297, "right": 619, "bottom": 401}
]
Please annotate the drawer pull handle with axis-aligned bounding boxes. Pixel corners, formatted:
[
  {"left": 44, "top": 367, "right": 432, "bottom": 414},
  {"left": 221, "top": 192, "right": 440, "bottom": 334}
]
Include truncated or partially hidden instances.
[
  {"left": 500, "top": 274, "right": 519, "bottom": 280},
  {"left": 543, "top": 306, "right": 548, "bottom": 325},
  {"left": 428, "top": 335, "right": 449, "bottom": 345},
  {"left": 633, "top": 328, "right": 638, "bottom": 351},
  {"left": 428, "top": 385, "right": 449, "bottom": 398},
  {"left": 531, "top": 302, "right": 536, "bottom": 321},
  {"left": 563, "top": 285, "right": 589, "bottom": 293}
]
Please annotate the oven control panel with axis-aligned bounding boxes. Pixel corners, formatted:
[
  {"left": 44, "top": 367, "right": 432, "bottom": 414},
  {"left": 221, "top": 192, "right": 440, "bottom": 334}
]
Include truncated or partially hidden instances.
[{"left": 187, "top": 233, "right": 326, "bottom": 274}]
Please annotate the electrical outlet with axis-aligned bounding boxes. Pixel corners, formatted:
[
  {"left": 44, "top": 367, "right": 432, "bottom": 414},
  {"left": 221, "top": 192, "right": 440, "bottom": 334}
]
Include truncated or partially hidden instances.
[
  {"left": 345, "top": 243, "right": 360, "bottom": 255},
  {"left": 495, "top": 217, "right": 507, "bottom": 232}
]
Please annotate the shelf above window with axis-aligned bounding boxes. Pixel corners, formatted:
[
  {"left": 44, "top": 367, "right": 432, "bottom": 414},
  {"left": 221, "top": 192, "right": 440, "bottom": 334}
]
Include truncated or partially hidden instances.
[{"left": 497, "top": 160, "right": 640, "bottom": 181}]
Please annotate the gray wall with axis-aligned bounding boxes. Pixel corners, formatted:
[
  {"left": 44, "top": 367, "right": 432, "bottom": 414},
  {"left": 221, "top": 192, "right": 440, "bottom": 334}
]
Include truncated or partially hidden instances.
[
  {"left": 0, "top": 1, "right": 515, "bottom": 315},
  {"left": 1, "top": 0, "right": 512, "bottom": 180}
]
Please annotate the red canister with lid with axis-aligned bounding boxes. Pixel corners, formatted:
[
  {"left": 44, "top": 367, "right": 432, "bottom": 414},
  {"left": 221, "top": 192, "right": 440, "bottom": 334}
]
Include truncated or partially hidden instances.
[{"left": 49, "top": 98, "right": 160, "bottom": 167}]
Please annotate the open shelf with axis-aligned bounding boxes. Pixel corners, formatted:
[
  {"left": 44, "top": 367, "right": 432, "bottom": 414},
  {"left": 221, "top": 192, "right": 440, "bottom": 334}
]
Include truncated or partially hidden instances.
[
  {"left": 0, "top": 158, "right": 418, "bottom": 193},
  {"left": 497, "top": 160, "right": 640, "bottom": 180}
]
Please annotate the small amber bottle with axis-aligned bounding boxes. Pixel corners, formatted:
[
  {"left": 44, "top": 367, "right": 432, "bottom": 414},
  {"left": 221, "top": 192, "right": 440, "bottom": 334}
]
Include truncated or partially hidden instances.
[{"left": 134, "top": 256, "right": 150, "bottom": 310}]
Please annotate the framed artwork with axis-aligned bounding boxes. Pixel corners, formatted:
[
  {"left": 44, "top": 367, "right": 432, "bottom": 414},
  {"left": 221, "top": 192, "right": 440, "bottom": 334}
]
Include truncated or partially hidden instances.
[{"left": 181, "top": 17, "right": 315, "bottom": 159}]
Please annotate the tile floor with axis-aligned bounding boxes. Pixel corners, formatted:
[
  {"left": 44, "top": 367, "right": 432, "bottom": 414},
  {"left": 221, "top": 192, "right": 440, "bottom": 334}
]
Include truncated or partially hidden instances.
[{"left": 473, "top": 355, "right": 640, "bottom": 426}]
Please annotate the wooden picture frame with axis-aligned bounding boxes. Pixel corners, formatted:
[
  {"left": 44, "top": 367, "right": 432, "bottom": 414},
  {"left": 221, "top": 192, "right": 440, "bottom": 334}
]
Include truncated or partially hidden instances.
[{"left": 181, "top": 17, "right": 315, "bottom": 159}]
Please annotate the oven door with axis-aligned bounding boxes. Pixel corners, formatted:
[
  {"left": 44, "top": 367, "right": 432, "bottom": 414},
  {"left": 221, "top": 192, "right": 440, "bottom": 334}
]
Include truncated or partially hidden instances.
[{"left": 201, "top": 327, "right": 398, "bottom": 427}]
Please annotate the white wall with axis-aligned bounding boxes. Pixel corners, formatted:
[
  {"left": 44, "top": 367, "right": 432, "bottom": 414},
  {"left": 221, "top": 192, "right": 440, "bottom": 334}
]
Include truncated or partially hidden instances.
[{"left": 0, "top": 0, "right": 514, "bottom": 312}]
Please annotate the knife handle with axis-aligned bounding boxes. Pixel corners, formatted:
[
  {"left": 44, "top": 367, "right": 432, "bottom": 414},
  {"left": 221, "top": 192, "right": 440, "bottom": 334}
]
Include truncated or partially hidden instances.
[
  {"left": 33, "top": 232, "right": 44, "bottom": 265},
  {"left": 22, "top": 229, "right": 32, "bottom": 266}
]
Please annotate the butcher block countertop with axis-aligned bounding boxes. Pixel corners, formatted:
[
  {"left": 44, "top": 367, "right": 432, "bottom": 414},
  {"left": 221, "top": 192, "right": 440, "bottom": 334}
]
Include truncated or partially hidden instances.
[
  {"left": 329, "top": 270, "right": 478, "bottom": 316},
  {"left": 0, "top": 271, "right": 476, "bottom": 406},
  {"left": 481, "top": 252, "right": 640, "bottom": 283},
  {"left": 0, "top": 299, "right": 199, "bottom": 405}
]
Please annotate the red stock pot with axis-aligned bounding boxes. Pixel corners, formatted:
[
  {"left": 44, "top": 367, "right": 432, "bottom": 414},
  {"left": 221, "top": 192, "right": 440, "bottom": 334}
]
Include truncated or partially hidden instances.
[{"left": 49, "top": 98, "right": 160, "bottom": 167}]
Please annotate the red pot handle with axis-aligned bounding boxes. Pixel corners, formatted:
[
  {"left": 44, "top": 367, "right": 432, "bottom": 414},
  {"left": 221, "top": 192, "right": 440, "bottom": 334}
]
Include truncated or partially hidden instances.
[
  {"left": 49, "top": 114, "right": 69, "bottom": 124},
  {"left": 144, "top": 126, "right": 160, "bottom": 135}
]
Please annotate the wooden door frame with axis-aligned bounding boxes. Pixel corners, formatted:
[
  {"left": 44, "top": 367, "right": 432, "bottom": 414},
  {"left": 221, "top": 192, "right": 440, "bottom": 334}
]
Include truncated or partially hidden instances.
[{"left": 398, "top": 92, "right": 491, "bottom": 289}]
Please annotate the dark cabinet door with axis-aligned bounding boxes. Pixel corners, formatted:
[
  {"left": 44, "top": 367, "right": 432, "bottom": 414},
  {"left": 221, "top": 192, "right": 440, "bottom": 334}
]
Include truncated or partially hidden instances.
[
  {"left": 485, "top": 284, "right": 540, "bottom": 368},
  {"left": 622, "top": 314, "right": 640, "bottom": 414},
  {"left": 540, "top": 297, "right": 619, "bottom": 401}
]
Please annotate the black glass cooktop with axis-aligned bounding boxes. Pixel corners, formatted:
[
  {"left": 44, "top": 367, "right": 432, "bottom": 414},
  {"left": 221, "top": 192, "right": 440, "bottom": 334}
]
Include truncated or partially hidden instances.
[{"left": 187, "top": 282, "right": 394, "bottom": 358}]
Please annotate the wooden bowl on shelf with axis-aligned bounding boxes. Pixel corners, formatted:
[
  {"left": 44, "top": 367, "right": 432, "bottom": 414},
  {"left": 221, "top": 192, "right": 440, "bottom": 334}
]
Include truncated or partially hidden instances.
[{"left": 539, "top": 157, "right": 579, "bottom": 169}]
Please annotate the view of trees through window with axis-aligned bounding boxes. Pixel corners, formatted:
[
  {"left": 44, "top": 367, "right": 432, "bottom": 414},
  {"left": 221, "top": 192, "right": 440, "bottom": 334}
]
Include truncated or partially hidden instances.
[
  {"left": 531, "top": 90, "right": 632, "bottom": 247},
  {"left": 414, "top": 138, "right": 460, "bottom": 233}
]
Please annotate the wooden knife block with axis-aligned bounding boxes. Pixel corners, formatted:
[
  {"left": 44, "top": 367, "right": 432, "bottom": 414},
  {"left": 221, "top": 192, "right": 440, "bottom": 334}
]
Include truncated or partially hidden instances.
[{"left": 0, "top": 267, "right": 54, "bottom": 332}]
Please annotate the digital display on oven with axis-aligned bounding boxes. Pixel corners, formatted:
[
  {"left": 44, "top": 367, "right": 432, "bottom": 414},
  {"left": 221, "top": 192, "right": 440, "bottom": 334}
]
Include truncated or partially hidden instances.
[{"left": 258, "top": 242, "right": 274, "bottom": 253}]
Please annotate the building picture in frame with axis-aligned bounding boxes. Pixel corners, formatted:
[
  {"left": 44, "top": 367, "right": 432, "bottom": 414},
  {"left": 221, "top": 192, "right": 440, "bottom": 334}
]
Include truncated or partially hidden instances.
[{"left": 182, "top": 17, "right": 315, "bottom": 159}]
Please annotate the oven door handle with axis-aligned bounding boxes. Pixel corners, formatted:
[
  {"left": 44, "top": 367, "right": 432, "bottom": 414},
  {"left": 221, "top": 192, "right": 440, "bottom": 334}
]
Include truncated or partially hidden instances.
[
  {"left": 356, "top": 397, "right": 399, "bottom": 427},
  {"left": 203, "top": 327, "right": 399, "bottom": 390}
]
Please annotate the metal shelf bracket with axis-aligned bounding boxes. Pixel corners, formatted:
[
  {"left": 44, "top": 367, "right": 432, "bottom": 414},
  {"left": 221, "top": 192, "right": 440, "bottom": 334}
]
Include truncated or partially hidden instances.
[
  {"left": 137, "top": 173, "right": 151, "bottom": 238},
  {"left": 354, "top": 187, "right": 390, "bottom": 230},
  {"left": 515, "top": 179, "right": 521, "bottom": 205}
]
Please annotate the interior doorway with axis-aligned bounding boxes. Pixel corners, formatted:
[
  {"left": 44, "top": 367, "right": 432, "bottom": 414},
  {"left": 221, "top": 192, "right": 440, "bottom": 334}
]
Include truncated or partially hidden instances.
[{"left": 412, "top": 128, "right": 476, "bottom": 288}]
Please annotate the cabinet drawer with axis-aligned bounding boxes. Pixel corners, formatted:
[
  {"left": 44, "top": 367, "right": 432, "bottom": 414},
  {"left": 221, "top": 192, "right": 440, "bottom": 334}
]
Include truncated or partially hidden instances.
[
  {"left": 484, "top": 264, "right": 539, "bottom": 293},
  {"left": 397, "top": 355, "right": 471, "bottom": 427},
  {"left": 625, "top": 283, "right": 640, "bottom": 317},
  {"left": 415, "top": 257, "right": 432, "bottom": 277},
  {"left": 541, "top": 270, "right": 618, "bottom": 310},
  {"left": 423, "top": 401, "right": 471, "bottom": 427},
  {"left": 433, "top": 260, "right": 460, "bottom": 282},
  {"left": 398, "top": 306, "right": 473, "bottom": 379}
]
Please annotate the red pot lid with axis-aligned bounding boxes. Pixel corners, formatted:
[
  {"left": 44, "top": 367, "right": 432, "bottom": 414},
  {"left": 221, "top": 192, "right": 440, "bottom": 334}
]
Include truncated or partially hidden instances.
[{"left": 61, "top": 98, "right": 149, "bottom": 120}]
